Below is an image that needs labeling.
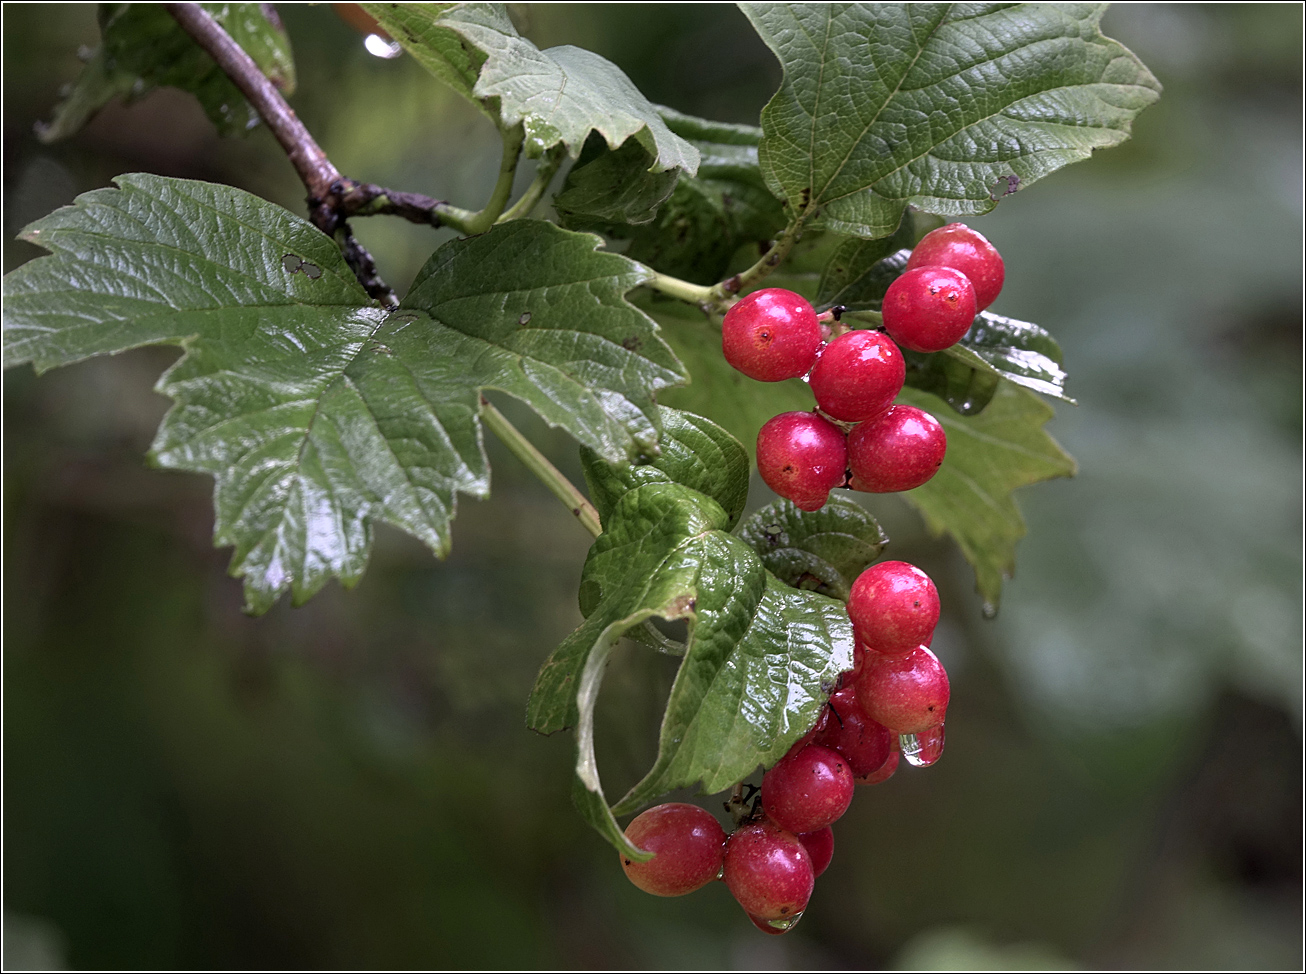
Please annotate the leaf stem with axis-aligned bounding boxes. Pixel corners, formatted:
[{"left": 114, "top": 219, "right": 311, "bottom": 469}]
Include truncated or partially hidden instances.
[
  {"left": 711, "top": 220, "right": 801, "bottom": 301},
  {"left": 466, "top": 124, "right": 525, "bottom": 234},
  {"left": 498, "top": 146, "right": 566, "bottom": 223},
  {"left": 479, "top": 397, "right": 603, "bottom": 538},
  {"left": 643, "top": 271, "right": 722, "bottom": 311}
]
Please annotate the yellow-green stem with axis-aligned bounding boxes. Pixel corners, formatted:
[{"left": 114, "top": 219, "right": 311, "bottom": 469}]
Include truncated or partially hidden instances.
[
  {"left": 479, "top": 397, "right": 602, "bottom": 538},
  {"left": 466, "top": 123, "right": 526, "bottom": 234}
]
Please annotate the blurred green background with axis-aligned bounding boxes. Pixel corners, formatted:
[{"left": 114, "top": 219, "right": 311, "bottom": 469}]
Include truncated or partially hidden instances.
[{"left": 3, "top": 4, "right": 1301, "bottom": 969}]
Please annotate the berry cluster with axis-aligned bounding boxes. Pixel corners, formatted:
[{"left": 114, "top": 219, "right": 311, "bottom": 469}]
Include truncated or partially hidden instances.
[
  {"left": 619, "top": 558, "right": 949, "bottom": 934},
  {"left": 726, "top": 224, "right": 1004, "bottom": 511}
]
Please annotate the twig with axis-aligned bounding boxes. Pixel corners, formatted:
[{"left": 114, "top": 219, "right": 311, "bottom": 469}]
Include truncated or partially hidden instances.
[
  {"left": 166, "top": 3, "right": 392, "bottom": 297},
  {"left": 166, "top": 3, "right": 336, "bottom": 203},
  {"left": 334, "top": 226, "right": 398, "bottom": 308},
  {"left": 334, "top": 181, "right": 475, "bottom": 232},
  {"left": 479, "top": 397, "right": 603, "bottom": 539},
  {"left": 710, "top": 220, "right": 801, "bottom": 302}
]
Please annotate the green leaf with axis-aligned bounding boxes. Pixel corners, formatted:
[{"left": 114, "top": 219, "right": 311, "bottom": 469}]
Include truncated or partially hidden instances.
[
  {"left": 553, "top": 135, "right": 680, "bottom": 228},
  {"left": 897, "top": 384, "right": 1077, "bottom": 609},
  {"left": 737, "top": 495, "right": 888, "bottom": 601},
  {"left": 527, "top": 482, "right": 852, "bottom": 851},
  {"left": 570, "top": 106, "right": 788, "bottom": 285},
  {"left": 740, "top": 2, "right": 1161, "bottom": 237},
  {"left": 3, "top": 175, "right": 685, "bottom": 613},
  {"left": 39, "top": 3, "right": 296, "bottom": 143},
  {"left": 362, "top": 2, "right": 699, "bottom": 173},
  {"left": 580, "top": 407, "right": 750, "bottom": 531},
  {"left": 815, "top": 210, "right": 944, "bottom": 311}
]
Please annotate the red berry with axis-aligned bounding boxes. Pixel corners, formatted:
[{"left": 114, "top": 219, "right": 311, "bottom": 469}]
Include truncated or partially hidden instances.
[
  {"left": 814, "top": 687, "right": 894, "bottom": 778},
  {"left": 847, "top": 561, "right": 940, "bottom": 657},
  {"left": 856, "top": 748, "right": 899, "bottom": 785},
  {"left": 761, "top": 743, "right": 855, "bottom": 834},
  {"left": 723, "top": 821, "right": 814, "bottom": 921},
  {"left": 847, "top": 404, "right": 945, "bottom": 493},
  {"left": 619, "top": 803, "right": 727, "bottom": 896},
  {"left": 881, "top": 265, "right": 977, "bottom": 352},
  {"left": 756, "top": 411, "right": 848, "bottom": 512},
  {"left": 797, "top": 826, "right": 835, "bottom": 878},
  {"left": 808, "top": 329, "right": 905, "bottom": 422},
  {"left": 906, "top": 223, "right": 1004, "bottom": 311},
  {"left": 721, "top": 288, "right": 822, "bottom": 381},
  {"left": 856, "top": 646, "right": 950, "bottom": 734}
]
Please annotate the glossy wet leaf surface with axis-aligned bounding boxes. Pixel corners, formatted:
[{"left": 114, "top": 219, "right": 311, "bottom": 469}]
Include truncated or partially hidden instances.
[
  {"left": 738, "top": 495, "right": 888, "bottom": 602},
  {"left": 898, "top": 384, "right": 1077, "bottom": 608},
  {"left": 2, "top": 175, "right": 684, "bottom": 613},
  {"left": 363, "top": 2, "right": 699, "bottom": 172},
  {"left": 528, "top": 475, "right": 853, "bottom": 855},
  {"left": 817, "top": 226, "right": 1074, "bottom": 409},
  {"left": 580, "top": 406, "right": 750, "bottom": 532},
  {"left": 39, "top": 3, "right": 296, "bottom": 142},
  {"left": 741, "top": 2, "right": 1161, "bottom": 237}
]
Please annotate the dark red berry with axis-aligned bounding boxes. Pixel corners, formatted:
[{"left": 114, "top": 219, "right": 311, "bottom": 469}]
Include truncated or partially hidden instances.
[
  {"left": 856, "top": 645, "right": 950, "bottom": 734},
  {"left": 882, "top": 265, "right": 977, "bottom": 352},
  {"left": 856, "top": 748, "right": 899, "bottom": 785},
  {"left": 722, "top": 288, "right": 822, "bottom": 381},
  {"left": 620, "top": 803, "right": 727, "bottom": 896},
  {"left": 847, "top": 561, "right": 940, "bottom": 657},
  {"left": 813, "top": 687, "right": 894, "bottom": 778},
  {"left": 906, "top": 223, "right": 1004, "bottom": 311},
  {"left": 757, "top": 411, "right": 848, "bottom": 512},
  {"left": 723, "top": 821, "right": 814, "bottom": 921},
  {"left": 761, "top": 743, "right": 855, "bottom": 834},
  {"left": 797, "top": 826, "right": 834, "bottom": 879},
  {"left": 808, "top": 329, "right": 905, "bottom": 422},
  {"left": 847, "top": 404, "right": 945, "bottom": 493}
]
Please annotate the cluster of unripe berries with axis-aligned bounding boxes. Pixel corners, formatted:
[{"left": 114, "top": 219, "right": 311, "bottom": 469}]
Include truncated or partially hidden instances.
[
  {"left": 619, "top": 559, "right": 949, "bottom": 934},
  {"left": 723, "top": 224, "right": 1005, "bottom": 511}
]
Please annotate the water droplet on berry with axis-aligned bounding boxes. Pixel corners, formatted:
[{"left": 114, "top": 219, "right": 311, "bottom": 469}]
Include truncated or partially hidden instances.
[
  {"left": 899, "top": 724, "right": 945, "bottom": 767},
  {"left": 758, "top": 912, "right": 802, "bottom": 933}
]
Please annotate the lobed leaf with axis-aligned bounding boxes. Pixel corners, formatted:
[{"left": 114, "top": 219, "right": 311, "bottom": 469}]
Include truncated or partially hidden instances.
[
  {"left": 2, "top": 175, "right": 685, "bottom": 613},
  {"left": 527, "top": 482, "right": 853, "bottom": 852},
  {"left": 553, "top": 136, "right": 680, "bottom": 228},
  {"left": 898, "top": 384, "right": 1077, "bottom": 609},
  {"left": 737, "top": 495, "right": 888, "bottom": 601},
  {"left": 39, "top": 3, "right": 296, "bottom": 142},
  {"left": 362, "top": 2, "right": 699, "bottom": 173},
  {"left": 740, "top": 2, "right": 1161, "bottom": 238},
  {"left": 580, "top": 406, "right": 750, "bottom": 531}
]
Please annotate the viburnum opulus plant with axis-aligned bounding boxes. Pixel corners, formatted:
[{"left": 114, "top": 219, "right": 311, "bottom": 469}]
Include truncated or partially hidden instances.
[{"left": 1, "top": 2, "right": 1159, "bottom": 933}]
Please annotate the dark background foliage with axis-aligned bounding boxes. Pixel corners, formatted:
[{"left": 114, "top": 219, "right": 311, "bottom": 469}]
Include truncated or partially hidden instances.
[{"left": 3, "top": 4, "right": 1301, "bottom": 969}]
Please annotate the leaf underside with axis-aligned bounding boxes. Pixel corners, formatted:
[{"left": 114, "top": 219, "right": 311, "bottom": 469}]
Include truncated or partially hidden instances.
[{"left": 2, "top": 174, "right": 685, "bottom": 613}]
